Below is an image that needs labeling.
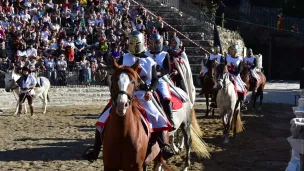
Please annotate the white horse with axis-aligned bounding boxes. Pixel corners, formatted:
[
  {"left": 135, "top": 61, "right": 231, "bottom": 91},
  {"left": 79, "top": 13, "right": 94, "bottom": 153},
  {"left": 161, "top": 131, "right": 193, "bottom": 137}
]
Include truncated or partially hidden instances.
[
  {"left": 151, "top": 77, "right": 210, "bottom": 171},
  {"left": 0, "top": 69, "right": 51, "bottom": 115},
  {"left": 216, "top": 63, "right": 244, "bottom": 144}
]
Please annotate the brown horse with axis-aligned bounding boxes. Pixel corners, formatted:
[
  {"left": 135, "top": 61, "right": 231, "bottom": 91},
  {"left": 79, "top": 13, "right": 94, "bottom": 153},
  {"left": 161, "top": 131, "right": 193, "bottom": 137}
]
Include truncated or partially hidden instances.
[
  {"left": 102, "top": 59, "right": 171, "bottom": 171},
  {"left": 201, "top": 60, "right": 217, "bottom": 116},
  {"left": 240, "top": 67, "right": 266, "bottom": 111}
]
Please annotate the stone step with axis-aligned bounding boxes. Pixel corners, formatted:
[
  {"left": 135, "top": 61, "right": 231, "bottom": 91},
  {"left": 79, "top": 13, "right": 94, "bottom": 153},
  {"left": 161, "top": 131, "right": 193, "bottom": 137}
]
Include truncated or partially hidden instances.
[
  {"left": 189, "top": 64, "right": 201, "bottom": 73},
  {"left": 188, "top": 56, "right": 203, "bottom": 64},
  {"left": 165, "top": 25, "right": 208, "bottom": 34},
  {"left": 179, "top": 39, "right": 212, "bottom": 47},
  {"left": 184, "top": 47, "right": 208, "bottom": 56}
]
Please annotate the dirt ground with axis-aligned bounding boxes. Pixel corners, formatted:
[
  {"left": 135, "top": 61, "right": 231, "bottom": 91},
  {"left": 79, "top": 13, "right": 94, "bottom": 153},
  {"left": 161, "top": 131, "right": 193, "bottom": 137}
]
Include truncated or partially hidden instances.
[{"left": 0, "top": 103, "right": 293, "bottom": 171}]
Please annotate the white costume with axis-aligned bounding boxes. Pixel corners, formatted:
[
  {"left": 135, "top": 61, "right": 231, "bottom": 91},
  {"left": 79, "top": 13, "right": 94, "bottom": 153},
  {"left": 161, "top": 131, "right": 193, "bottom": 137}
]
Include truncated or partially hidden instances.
[
  {"left": 96, "top": 53, "right": 171, "bottom": 132},
  {"left": 244, "top": 56, "right": 261, "bottom": 82},
  {"left": 145, "top": 51, "right": 171, "bottom": 100},
  {"left": 201, "top": 58, "right": 208, "bottom": 77},
  {"left": 172, "top": 51, "right": 196, "bottom": 106},
  {"left": 226, "top": 55, "right": 246, "bottom": 94}
]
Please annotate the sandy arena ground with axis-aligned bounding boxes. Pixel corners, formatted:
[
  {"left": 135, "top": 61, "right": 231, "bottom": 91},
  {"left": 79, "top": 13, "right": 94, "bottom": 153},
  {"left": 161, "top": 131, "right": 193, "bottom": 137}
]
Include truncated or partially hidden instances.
[{"left": 0, "top": 103, "right": 293, "bottom": 171}]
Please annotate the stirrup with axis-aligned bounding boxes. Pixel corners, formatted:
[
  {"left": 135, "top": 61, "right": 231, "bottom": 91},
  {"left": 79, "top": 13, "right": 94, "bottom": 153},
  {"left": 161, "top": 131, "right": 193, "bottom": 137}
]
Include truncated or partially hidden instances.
[
  {"left": 161, "top": 144, "right": 175, "bottom": 160},
  {"left": 241, "top": 104, "right": 247, "bottom": 111}
]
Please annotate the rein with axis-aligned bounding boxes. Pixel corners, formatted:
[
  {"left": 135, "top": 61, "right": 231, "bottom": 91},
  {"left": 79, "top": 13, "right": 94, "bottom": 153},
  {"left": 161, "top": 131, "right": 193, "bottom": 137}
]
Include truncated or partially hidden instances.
[{"left": 217, "top": 72, "right": 231, "bottom": 90}]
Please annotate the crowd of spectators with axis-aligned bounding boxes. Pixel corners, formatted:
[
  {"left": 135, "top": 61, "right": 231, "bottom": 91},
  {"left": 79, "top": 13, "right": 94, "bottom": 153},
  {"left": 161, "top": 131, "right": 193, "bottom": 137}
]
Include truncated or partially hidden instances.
[{"left": 0, "top": 0, "right": 178, "bottom": 86}]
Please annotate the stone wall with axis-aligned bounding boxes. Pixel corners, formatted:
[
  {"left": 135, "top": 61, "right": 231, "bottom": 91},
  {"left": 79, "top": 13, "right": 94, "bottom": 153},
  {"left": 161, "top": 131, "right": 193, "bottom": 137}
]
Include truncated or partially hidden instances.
[
  {"left": 0, "top": 87, "right": 111, "bottom": 110},
  {"left": 217, "top": 26, "right": 246, "bottom": 56}
]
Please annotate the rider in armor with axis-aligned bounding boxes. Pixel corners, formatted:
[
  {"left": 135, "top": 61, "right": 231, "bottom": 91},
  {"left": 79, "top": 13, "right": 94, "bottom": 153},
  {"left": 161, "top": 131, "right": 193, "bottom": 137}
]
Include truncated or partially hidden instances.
[
  {"left": 243, "top": 48, "right": 260, "bottom": 88},
  {"left": 145, "top": 33, "right": 176, "bottom": 129},
  {"left": 16, "top": 66, "right": 37, "bottom": 116},
  {"left": 168, "top": 36, "right": 196, "bottom": 105},
  {"left": 84, "top": 31, "right": 175, "bottom": 162},
  {"left": 226, "top": 45, "right": 247, "bottom": 111},
  {"left": 206, "top": 46, "right": 224, "bottom": 108}
]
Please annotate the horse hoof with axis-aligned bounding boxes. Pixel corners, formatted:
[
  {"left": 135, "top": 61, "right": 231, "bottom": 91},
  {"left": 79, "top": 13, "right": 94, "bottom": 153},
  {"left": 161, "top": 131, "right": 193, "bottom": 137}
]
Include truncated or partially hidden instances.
[
  {"left": 223, "top": 139, "right": 229, "bottom": 144},
  {"left": 258, "top": 107, "right": 262, "bottom": 112},
  {"left": 183, "top": 167, "right": 189, "bottom": 171}
]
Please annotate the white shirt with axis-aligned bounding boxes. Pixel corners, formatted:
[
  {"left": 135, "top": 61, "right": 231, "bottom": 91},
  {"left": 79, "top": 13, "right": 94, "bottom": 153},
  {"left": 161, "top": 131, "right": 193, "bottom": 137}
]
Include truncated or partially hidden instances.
[
  {"left": 50, "top": 43, "right": 58, "bottom": 50},
  {"left": 41, "top": 31, "right": 50, "bottom": 41},
  {"left": 26, "top": 48, "right": 37, "bottom": 57},
  {"left": 21, "top": 14, "right": 31, "bottom": 21}
]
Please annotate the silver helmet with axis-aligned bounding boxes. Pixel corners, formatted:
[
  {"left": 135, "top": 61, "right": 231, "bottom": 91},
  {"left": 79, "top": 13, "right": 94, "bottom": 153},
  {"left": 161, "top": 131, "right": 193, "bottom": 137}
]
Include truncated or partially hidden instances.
[
  {"left": 169, "top": 36, "right": 180, "bottom": 52},
  {"left": 214, "top": 45, "right": 220, "bottom": 53},
  {"left": 230, "top": 45, "right": 238, "bottom": 56},
  {"left": 128, "top": 30, "right": 146, "bottom": 55},
  {"left": 247, "top": 48, "right": 253, "bottom": 56},
  {"left": 149, "top": 33, "right": 163, "bottom": 53}
]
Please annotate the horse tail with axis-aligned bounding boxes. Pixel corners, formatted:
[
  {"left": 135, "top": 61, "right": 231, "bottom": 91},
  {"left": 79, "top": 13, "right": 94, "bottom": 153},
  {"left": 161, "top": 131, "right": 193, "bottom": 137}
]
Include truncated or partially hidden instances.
[
  {"left": 231, "top": 109, "right": 244, "bottom": 133},
  {"left": 191, "top": 107, "right": 203, "bottom": 137},
  {"left": 190, "top": 125, "right": 210, "bottom": 159},
  {"left": 47, "top": 94, "right": 50, "bottom": 102},
  {"left": 190, "top": 107, "right": 210, "bottom": 159}
]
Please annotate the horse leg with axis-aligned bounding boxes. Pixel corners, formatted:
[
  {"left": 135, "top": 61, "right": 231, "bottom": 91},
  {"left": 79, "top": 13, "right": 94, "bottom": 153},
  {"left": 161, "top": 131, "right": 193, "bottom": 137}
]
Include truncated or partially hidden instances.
[
  {"left": 169, "top": 134, "right": 179, "bottom": 154},
  {"left": 205, "top": 93, "right": 209, "bottom": 116},
  {"left": 221, "top": 114, "right": 229, "bottom": 144},
  {"left": 143, "top": 164, "right": 147, "bottom": 171},
  {"left": 42, "top": 92, "right": 48, "bottom": 114},
  {"left": 258, "top": 87, "right": 263, "bottom": 112},
  {"left": 153, "top": 161, "right": 162, "bottom": 171},
  {"left": 181, "top": 124, "right": 191, "bottom": 171},
  {"left": 232, "top": 100, "right": 240, "bottom": 138},
  {"left": 233, "top": 109, "right": 239, "bottom": 138},
  {"left": 177, "top": 130, "right": 185, "bottom": 152},
  {"left": 14, "top": 101, "right": 19, "bottom": 115},
  {"left": 252, "top": 90, "right": 256, "bottom": 109}
]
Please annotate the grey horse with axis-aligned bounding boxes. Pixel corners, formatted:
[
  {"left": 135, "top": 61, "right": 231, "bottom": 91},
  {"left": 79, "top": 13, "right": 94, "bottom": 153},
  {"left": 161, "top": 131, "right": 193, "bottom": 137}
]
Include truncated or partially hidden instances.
[
  {"left": 216, "top": 63, "right": 244, "bottom": 143},
  {"left": 0, "top": 69, "right": 51, "bottom": 115}
]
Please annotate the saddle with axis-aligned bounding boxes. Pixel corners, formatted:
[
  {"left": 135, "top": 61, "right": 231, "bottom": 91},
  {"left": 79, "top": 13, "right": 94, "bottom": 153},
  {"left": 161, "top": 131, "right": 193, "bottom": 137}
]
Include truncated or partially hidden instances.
[{"left": 153, "top": 90, "right": 183, "bottom": 111}]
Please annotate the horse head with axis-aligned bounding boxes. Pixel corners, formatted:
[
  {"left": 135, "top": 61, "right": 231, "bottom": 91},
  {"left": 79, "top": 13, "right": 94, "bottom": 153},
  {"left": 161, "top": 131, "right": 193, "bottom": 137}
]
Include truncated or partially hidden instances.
[
  {"left": 240, "top": 66, "right": 250, "bottom": 84},
  {"left": 110, "top": 59, "right": 139, "bottom": 116},
  {"left": 216, "top": 63, "right": 229, "bottom": 90},
  {"left": 3, "top": 69, "right": 21, "bottom": 92}
]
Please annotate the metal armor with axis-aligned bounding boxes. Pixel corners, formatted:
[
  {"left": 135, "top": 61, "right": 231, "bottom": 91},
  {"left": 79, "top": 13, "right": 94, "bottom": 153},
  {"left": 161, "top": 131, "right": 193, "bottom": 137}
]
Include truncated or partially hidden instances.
[
  {"left": 128, "top": 30, "right": 146, "bottom": 55},
  {"left": 148, "top": 33, "right": 163, "bottom": 53}
]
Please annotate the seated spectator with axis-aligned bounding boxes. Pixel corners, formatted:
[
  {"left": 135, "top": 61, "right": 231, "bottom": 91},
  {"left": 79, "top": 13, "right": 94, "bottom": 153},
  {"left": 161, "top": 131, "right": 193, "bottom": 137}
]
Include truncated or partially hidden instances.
[
  {"left": 111, "top": 44, "right": 121, "bottom": 61},
  {"left": 74, "top": 35, "right": 86, "bottom": 61},
  {"left": 26, "top": 43, "right": 38, "bottom": 59},
  {"left": 62, "top": 0, "right": 71, "bottom": 10}
]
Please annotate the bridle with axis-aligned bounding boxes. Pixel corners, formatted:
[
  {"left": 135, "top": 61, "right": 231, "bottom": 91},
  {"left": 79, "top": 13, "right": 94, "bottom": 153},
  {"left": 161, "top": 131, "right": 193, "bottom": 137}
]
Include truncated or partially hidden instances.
[
  {"left": 110, "top": 71, "right": 137, "bottom": 106},
  {"left": 217, "top": 67, "right": 231, "bottom": 90}
]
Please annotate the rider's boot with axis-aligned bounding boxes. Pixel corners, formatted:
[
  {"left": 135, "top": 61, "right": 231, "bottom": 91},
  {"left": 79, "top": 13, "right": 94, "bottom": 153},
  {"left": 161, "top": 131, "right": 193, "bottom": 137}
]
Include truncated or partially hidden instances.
[
  {"left": 163, "top": 100, "right": 176, "bottom": 130},
  {"left": 83, "top": 128, "right": 103, "bottom": 162},
  {"left": 155, "top": 131, "right": 175, "bottom": 160},
  {"left": 210, "top": 90, "right": 218, "bottom": 108},
  {"left": 30, "top": 105, "right": 34, "bottom": 116},
  {"left": 18, "top": 103, "right": 23, "bottom": 115}
]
